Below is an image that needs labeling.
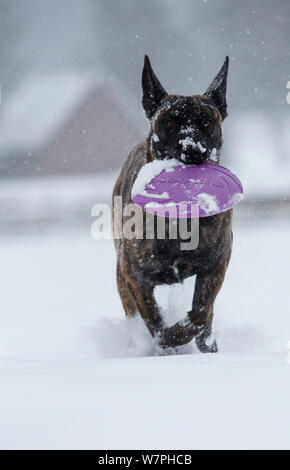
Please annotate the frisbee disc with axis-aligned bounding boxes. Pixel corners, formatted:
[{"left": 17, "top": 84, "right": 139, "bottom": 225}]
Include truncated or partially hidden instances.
[{"left": 132, "top": 160, "right": 244, "bottom": 218}]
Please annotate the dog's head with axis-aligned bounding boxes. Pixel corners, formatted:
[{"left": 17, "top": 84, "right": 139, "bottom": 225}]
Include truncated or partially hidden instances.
[{"left": 142, "top": 55, "right": 229, "bottom": 165}]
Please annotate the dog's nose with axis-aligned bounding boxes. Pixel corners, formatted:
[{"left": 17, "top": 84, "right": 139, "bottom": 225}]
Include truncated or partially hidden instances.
[
  {"left": 178, "top": 132, "right": 206, "bottom": 154},
  {"left": 178, "top": 134, "right": 207, "bottom": 163}
]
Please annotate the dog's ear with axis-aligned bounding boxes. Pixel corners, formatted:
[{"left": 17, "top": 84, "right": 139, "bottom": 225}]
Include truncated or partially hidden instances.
[
  {"left": 142, "top": 55, "right": 168, "bottom": 119},
  {"left": 204, "top": 56, "right": 229, "bottom": 120}
]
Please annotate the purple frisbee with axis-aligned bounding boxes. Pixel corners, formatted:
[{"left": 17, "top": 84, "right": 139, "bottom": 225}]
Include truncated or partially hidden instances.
[{"left": 132, "top": 159, "right": 243, "bottom": 218}]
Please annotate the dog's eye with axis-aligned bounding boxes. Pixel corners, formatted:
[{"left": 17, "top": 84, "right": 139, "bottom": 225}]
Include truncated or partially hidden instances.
[{"left": 165, "top": 120, "right": 175, "bottom": 128}]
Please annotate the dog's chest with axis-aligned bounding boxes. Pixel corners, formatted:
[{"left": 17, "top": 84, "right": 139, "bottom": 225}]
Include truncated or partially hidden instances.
[
  {"left": 132, "top": 212, "right": 231, "bottom": 286},
  {"left": 135, "top": 237, "right": 208, "bottom": 285}
]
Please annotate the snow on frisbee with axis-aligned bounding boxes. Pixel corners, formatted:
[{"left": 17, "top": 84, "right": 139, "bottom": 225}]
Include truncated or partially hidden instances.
[{"left": 132, "top": 158, "right": 244, "bottom": 218}]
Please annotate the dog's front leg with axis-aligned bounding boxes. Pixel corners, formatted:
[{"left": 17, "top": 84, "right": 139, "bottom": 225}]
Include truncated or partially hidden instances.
[
  {"left": 189, "top": 273, "right": 222, "bottom": 353},
  {"left": 190, "top": 250, "right": 232, "bottom": 352},
  {"left": 160, "top": 250, "right": 231, "bottom": 350},
  {"left": 127, "top": 278, "right": 165, "bottom": 338}
]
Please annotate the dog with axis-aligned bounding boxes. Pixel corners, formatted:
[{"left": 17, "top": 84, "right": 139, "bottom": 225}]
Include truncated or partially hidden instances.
[{"left": 113, "top": 55, "right": 232, "bottom": 352}]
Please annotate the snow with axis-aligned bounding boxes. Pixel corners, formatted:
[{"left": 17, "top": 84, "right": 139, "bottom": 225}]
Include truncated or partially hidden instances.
[
  {"left": 131, "top": 158, "right": 183, "bottom": 197},
  {"left": 179, "top": 136, "right": 206, "bottom": 153},
  {"left": 145, "top": 190, "right": 169, "bottom": 199},
  {"left": 196, "top": 192, "right": 219, "bottom": 215},
  {"left": 210, "top": 147, "right": 218, "bottom": 162},
  {"left": 0, "top": 220, "right": 290, "bottom": 449},
  {"left": 0, "top": 173, "right": 116, "bottom": 229}
]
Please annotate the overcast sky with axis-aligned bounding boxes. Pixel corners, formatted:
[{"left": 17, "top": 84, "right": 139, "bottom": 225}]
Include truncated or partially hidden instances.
[{"left": 0, "top": 0, "right": 289, "bottom": 115}]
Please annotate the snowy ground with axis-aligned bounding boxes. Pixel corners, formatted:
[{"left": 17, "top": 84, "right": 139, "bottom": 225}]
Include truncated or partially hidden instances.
[{"left": 0, "top": 219, "right": 290, "bottom": 449}]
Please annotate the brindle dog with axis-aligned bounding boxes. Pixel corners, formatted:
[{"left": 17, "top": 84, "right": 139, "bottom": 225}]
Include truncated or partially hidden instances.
[{"left": 113, "top": 55, "right": 232, "bottom": 352}]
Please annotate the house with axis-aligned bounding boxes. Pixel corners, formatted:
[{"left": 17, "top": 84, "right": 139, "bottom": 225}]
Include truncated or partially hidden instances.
[{"left": 0, "top": 72, "right": 146, "bottom": 177}]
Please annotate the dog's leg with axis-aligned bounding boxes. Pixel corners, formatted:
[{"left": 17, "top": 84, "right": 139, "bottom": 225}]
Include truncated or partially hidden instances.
[
  {"left": 190, "top": 255, "right": 231, "bottom": 353},
  {"left": 126, "top": 277, "right": 165, "bottom": 337},
  {"left": 195, "top": 327, "right": 217, "bottom": 353},
  {"left": 191, "top": 277, "right": 219, "bottom": 353},
  {"left": 160, "top": 249, "right": 231, "bottom": 349},
  {"left": 117, "top": 264, "right": 137, "bottom": 317}
]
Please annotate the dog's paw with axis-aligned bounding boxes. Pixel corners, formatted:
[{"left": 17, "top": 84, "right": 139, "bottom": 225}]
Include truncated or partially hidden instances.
[
  {"left": 195, "top": 330, "right": 218, "bottom": 353},
  {"left": 158, "top": 321, "right": 198, "bottom": 349}
]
